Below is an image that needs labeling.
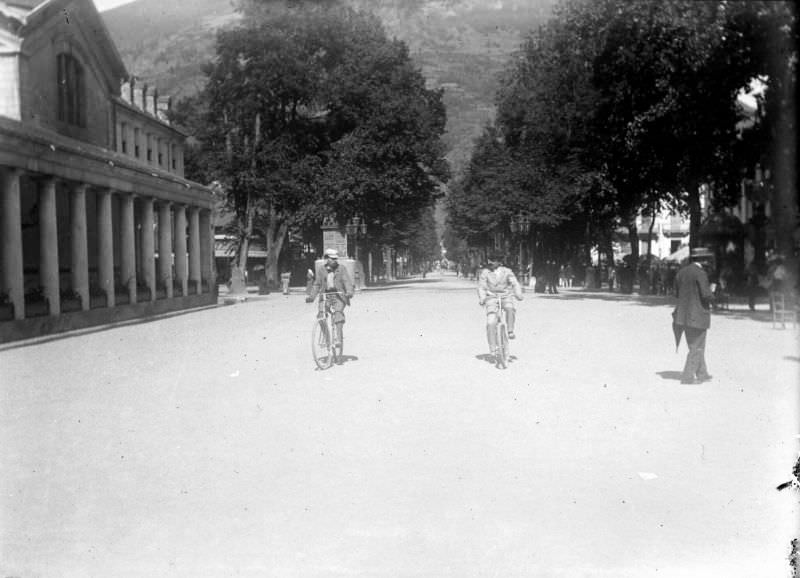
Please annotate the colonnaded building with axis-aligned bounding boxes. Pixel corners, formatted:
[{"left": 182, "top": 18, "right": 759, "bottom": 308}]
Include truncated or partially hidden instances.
[{"left": 0, "top": 0, "right": 217, "bottom": 343}]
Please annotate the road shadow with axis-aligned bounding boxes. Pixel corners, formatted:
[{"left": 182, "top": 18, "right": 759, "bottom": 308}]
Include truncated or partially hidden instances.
[
  {"left": 542, "top": 290, "right": 783, "bottom": 323},
  {"left": 314, "top": 355, "right": 359, "bottom": 371},
  {"left": 784, "top": 356, "right": 800, "bottom": 363},
  {"left": 0, "top": 304, "right": 220, "bottom": 352},
  {"left": 547, "top": 290, "right": 680, "bottom": 308},
  {"left": 363, "top": 278, "right": 475, "bottom": 293},
  {"left": 475, "top": 353, "right": 518, "bottom": 365},
  {"left": 656, "top": 370, "right": 684, "bottom": 381},
  {"left": 336, "top": 354, "right": 358, "bottom": 365}
]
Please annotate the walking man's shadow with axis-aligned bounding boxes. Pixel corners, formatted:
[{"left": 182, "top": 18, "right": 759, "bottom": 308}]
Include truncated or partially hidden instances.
[{"left": 656, "top": 370, "right": 684, "bottom": 381}]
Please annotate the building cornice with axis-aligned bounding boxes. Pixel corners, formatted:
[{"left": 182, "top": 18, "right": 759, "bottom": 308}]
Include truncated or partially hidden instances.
[
  {"left": 111, "top": 95, "right": 187, "bottom": 138},
  {"left": 0, "top": 115, "right": 212, "bottom": 208}
]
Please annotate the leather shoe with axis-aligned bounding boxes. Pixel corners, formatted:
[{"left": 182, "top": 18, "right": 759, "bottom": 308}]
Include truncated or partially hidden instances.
[
  {"left": 697, "top": 374, "right": 713, "bottom": 382},
  {"left": 680, "top": 377, "right": 699, "bottom": 384}
]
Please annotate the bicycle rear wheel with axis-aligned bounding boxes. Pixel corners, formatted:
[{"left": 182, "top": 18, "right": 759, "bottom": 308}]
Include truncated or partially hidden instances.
[
  {"left": 312, "top": 318, "right": 334, "bottom": 369},
  {"left": 496, "top": 322, "right": 509, "bottom": 368}
]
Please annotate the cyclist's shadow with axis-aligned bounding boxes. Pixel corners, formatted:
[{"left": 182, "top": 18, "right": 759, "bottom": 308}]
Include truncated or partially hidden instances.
[
  {"left": 334, "top": 354, "right": 359, "bottom": 366},
  {"left": 475, "top": 353, "right": 517, "bottom": 365}
]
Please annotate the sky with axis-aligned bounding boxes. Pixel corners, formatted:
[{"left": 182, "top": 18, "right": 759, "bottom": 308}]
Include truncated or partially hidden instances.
[{"left": 93, "top": 0, "right": 136, "bottom": 11}]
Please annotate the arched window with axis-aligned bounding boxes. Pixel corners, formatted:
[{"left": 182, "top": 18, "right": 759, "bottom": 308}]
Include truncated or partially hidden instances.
[{"left": 57, "top": 53, "right": 85, "bottom": 127}]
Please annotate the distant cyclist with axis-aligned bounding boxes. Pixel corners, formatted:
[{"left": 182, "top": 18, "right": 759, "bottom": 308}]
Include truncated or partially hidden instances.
[
  {"left": 306, "top": 248, "right": 354, "bottom": 347},
  {"left": 477, "top": 252, "right": 523, "bottom": 356}
]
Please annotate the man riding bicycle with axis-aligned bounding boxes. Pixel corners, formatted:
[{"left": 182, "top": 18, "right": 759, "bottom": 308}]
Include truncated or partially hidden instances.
[
  {"left": 306, "top": 248, "right": 354, "bottom": 347},
  {"left": 478, "top": 253, "right": 523, "bottom": 357}
]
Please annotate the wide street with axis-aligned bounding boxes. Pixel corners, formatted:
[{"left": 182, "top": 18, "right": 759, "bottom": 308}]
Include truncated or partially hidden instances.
[{"left": 1, "top": 272, "right": 798, "bottom": 578}]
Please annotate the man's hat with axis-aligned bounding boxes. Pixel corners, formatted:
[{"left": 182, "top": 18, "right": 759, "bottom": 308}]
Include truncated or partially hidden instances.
[
  {"left": 323, "top": 248, "right": 339, "bottom": 259},
  {"left": 690, "top": 247, "right": 713, "bottom": 259}
]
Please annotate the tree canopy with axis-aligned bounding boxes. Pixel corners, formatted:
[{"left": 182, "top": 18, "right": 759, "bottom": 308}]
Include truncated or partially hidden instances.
[
  {"left": 179, "top": 2, "right": 449, "bottom": 286},
  {"left": 445, "top": 0, "right": 796, "bottom": 268}
]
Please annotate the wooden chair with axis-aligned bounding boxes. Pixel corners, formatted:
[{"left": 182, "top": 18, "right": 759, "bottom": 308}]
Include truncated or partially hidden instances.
[{"left": 771, "top": 292, "right": 797, "bottom": 329}]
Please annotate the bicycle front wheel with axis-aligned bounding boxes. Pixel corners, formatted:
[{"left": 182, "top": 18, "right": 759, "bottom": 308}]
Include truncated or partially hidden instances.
[
  {"left": 497, "top": 323, "right": 509, "bottom": 369},
  {"left": 312, "top": 318, "right": 334, "bottom": 370}
]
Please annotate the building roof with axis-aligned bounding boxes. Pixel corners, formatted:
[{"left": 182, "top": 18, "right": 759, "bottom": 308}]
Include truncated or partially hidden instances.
[
  {"left": 5, "top": 0, "right": 127, "bottom": 88},
  {"left": 4, "top": 0, "right": 41, "bottom": 8}
]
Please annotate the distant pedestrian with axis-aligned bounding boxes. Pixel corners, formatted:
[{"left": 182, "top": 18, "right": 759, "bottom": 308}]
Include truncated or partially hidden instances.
[
  {"left": 305, "top": 268, "right": 314, "bottom": 296},
  {"left": 768, "top": 255, "right": 788, "bottom": 295},
  {"left": 280, "top": 271, "right": 292, "bottom": 295},
  {"left": 672, "top": 247, "right": 715, "bottom": 384},
  {"left": 564, "top": 264, "right": 574, "bottom": 288},
  {"left": 545, "top": 260, "right": 559, "bottom": 294}
]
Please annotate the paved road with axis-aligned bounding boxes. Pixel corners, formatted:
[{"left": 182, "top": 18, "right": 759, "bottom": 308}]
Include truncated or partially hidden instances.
[{"left": 1, "top": 273, "right": 798, "bottom": 577}]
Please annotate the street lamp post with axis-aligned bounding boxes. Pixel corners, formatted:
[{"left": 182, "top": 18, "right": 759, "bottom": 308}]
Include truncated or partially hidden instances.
[
  {"left": 345, "top": 215, "right": 368, "bottom": 286},
  {"left": 509, "top": 213, "right": 531, "bottom": 285}
]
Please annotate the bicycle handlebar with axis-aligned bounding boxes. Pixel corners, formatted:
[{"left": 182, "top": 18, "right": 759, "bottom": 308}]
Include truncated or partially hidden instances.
[{"left": 485, "top": 290, "right": 513, "bottom": 298}]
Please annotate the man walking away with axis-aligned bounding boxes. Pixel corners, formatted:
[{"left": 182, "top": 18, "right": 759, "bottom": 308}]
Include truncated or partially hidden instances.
[{"left": 673, "top": 247, "right": 715, "bottom": 384}]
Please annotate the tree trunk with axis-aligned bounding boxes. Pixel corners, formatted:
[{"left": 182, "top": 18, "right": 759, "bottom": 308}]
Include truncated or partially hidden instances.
[
  {"left": 687, "top": 181, "right": 702, "bottom": 249},
  {"left": 262, "top": 205, "right": 289, "bottom": 290},
  {"left": 627, "top": 218, "right": 639, "bottom": 265},
  {"left": 773, "top": 100, "right": 797, "bottom": 261},
  {"left": 229, "top": 195, "right": 254, "bottom": 295},
  {"left": 646, "top": 209, "right": 656, "bottom": 262}
]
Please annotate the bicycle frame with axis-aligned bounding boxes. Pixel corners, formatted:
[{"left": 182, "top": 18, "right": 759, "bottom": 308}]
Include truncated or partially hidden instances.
[
  {"left": 485, "top": 290, "right": 511, "bottom": 368},
  {"left": 311, "top": 291, "right": 345, "bottom": 370}
]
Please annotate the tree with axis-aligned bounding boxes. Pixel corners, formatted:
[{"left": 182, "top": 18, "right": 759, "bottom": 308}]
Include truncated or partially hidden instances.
[
  {"left": 724, "top": 1, "right": 797, "bottom": 261},
  {"left": 492, "top": 2, "right": 616, "bottom": 264},
  {"left": 184, "top": 3, "right": 448, "bottom": 289},
  {"left": 489, "top": 0, "right": 790, "bottom": 273}
]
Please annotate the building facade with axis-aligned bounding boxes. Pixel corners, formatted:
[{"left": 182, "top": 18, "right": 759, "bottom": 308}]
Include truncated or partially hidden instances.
[{"left": 0, "top": 0, "right": 216, "bottom": 343}]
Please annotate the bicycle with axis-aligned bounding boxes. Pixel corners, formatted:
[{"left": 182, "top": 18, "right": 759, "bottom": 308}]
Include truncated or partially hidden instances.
[
  {"left": 311, "top": 291, "right": 345, "bottom": 369},
  {"left": 485, "top": 290, "right": 511, "bottom": 369}
]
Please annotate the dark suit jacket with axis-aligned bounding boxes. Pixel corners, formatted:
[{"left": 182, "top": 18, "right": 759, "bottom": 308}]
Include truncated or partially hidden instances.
[
  {"left": 674, "top": 262, "right": 713, "bottom": 329},
  {"left": 308, "top": 263, "right": 354, "bottom": 302}
]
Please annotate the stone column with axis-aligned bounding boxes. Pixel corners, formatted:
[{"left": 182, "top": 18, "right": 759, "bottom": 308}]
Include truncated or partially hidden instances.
[
  {"left": 70, "top": 183, "right": 90, "bottom": 311},
  {"left": 188, "top": 207, "right": 201, "bottom": 293},
  {"left": 96, "top": 188, "right": 115, "bottom": 307},
  {"left": 120, "top": 194, "right": 137, "bottom": 304},
  {"left": 199, "top": 209, "right": 213, "bottom": 293},
  {"left": 1, "top": 168, "right": 25, "bottom": 319},
  {"left": 140, "top": 197, "right": 156, "bottom": 301},
  {"left": 158, "top": 201, "right": 173, "bottom": 298},
  {"left": 38, "top": 177, "right": 60, "bottom": 315},
  {"left": 173, "top": 204, "right": 188, "bottom": 296}
]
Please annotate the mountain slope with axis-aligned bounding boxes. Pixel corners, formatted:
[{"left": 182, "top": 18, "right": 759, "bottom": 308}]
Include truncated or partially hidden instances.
[{"left": 102, "top": 0, "right": 557, "bottom": 175}]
